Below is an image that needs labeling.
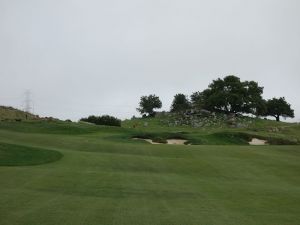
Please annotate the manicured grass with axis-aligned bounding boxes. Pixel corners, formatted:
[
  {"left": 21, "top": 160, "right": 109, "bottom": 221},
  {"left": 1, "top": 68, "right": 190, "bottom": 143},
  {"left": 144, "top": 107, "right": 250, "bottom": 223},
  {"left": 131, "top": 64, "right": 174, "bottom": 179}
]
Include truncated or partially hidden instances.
[
  {"left": 0, "top": 120, "right": 299, "bottom": 225},
  {"left": 0, "top": 142, "right": 63, "bottom": 166},
  {"left": 0, "top": 120, "right": 109, "bottom": 134}
]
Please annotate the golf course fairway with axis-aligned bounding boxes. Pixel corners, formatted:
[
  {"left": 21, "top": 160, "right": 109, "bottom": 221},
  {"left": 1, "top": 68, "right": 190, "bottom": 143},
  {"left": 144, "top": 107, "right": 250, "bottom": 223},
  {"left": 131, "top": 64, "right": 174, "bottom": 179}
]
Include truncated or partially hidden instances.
[{"left": 0, "top": 121, "right": 299, "bottom": 225}]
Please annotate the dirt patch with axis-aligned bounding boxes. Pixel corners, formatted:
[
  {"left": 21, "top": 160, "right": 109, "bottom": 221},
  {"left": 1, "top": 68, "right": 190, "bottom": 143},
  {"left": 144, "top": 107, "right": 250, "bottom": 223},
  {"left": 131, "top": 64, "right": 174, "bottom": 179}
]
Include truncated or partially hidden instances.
[
  {"left": 249, "top": 138, "right": 268, "bottom": 145},
  {"left": 133, "top": 138, "right": 187, "bottom": 145}
]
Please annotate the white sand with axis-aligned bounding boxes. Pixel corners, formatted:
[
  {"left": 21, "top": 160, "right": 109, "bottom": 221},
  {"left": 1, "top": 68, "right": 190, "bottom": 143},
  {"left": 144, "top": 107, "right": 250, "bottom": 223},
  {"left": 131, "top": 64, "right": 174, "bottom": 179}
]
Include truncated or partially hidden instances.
[
  {"left": 132, "top": 138, "right": 160, "bottom": 144},
  {"left": 133, "top": 138, "right": 187, "bottom": 145},
  {"left": 166, "top": 139, "right": 187, "bottom": 145},
  {"left": 249, "top": 138, "right": 268, "bottom": 145}
]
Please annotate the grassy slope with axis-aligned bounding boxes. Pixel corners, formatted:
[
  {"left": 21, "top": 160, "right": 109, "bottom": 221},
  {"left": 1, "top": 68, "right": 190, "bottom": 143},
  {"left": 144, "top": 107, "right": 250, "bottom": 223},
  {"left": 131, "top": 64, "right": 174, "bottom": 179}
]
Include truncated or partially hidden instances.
[
  {"left": 0, "top": 120, "right": 299, "bottom": 225},
  {"left": 123, "top": 116, "right": 300, "bottom": 145},
  {"left": 0, "top": 106, "right": 37, "bottom": 121}
]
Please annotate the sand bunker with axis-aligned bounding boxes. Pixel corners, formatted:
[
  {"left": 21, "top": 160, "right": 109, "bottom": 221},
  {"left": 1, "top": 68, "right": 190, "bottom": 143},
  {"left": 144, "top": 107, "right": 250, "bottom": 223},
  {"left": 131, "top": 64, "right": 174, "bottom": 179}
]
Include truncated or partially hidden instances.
[
  {"left": 132, "top": 138, "right": 160, "bottom": 144},
  {"left": 249, "top": 138, "right": 268, "bottom": 145},
  {"left": 133, "top": 138, "right": 187, "bottom": 145},
  {"left": 166, "top": 139, "right": 187, "bottom": 145}
]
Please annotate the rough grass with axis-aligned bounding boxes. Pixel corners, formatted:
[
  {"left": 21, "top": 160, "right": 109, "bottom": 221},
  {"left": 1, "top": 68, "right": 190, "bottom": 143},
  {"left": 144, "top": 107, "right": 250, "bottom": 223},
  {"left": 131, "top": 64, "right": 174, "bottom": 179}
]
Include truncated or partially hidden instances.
[
  {"left": 0, "top": 106, "right": 37, "bottom": 121},
  {"left": 124, "top": 116, "right": 300, "bottom": 145},
  {"left": 0, "top": 120, "right": 299, "bottom": 225}
]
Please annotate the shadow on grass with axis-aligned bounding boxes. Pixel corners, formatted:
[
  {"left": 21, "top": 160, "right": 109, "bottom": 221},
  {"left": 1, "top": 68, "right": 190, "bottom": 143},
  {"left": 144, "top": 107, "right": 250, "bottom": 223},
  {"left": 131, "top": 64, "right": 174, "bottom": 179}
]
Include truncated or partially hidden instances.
[{"left": 0, "top": 142, "right": 63, "bottom": 166}]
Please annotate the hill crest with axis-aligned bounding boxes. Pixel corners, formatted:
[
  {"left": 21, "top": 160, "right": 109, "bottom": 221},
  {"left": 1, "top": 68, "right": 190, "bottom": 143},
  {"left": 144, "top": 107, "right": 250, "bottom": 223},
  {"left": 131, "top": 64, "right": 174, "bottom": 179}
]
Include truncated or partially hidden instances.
[{"left": 0, "top": 106, "right": 39, "bottom": 121}]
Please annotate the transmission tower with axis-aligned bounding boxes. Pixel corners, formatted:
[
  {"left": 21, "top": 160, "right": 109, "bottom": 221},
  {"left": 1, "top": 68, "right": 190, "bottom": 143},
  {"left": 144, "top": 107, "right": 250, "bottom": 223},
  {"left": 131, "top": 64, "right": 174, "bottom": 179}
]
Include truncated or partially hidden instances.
[{"left": 24, "top": 90, "right": 33, "bottom": 113}]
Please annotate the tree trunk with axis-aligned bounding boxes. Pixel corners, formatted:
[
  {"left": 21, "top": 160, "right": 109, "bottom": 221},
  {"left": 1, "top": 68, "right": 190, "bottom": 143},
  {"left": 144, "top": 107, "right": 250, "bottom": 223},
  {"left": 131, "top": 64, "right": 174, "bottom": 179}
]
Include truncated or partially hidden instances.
[{"left": 276, "top": 115, "right": 280, "bottom": 122}]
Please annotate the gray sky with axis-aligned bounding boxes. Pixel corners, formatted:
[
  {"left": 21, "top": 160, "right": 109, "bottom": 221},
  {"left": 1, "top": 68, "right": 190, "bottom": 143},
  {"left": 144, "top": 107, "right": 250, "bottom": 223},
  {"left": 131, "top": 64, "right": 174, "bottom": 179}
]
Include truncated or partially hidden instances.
[{"left": 1, "top": 0, "right": 300, "bottom": 121}]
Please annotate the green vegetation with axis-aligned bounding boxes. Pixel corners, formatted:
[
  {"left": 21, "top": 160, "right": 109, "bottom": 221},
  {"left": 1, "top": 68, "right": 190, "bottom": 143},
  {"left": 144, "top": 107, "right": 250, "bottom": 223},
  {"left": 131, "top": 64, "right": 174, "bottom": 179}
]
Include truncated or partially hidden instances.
[
  {"left": 137, "top": 94, "right": 162, "bottom": 117},
  {"left": 196, "top": 75, "right": 265, "bottom": 115},
  {"left": 266, "top": 97, "right": 295, "bottom": 121},
  {"left": 137, "top": 75, "right": 295, "bottom": 121},
  {"left": 0, "top": 118, "right": 299, "bottom": 225},
  {"left": 124, "top": 114, "right": 300, "bottom": 145},
  {"left": 0, "top": 120, "right": 105, "bottom": 134},
  {"left": 80, "top": 115, "right": 121, "bottom": 127},
  {"left": 0, "top": 106, "right": 38, "bottom": 121},
  {"left": 0, "top": 142, "right": 63, "bottom": 166},
  {"left": 170, "top": 93, "right": 191, "bottom": 113}
]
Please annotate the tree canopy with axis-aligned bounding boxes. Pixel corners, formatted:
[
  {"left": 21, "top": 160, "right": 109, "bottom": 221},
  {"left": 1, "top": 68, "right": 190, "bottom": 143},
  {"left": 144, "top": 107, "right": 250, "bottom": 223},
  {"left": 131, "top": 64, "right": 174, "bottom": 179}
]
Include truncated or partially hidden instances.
[
  {"left": 200, "top": 75, "right": 264, "bottom": 114},
  {"left": 137, "top": 94, "right": 162, "bottom": 117},
  {"left": 265, "top": 97, "right": 294, "bottom": 121},
  {"left": 135, "top": 76, "right": 295, "bottom": 121},
  {"left": 170, "top": 94, "right": 191, "bottom": 113},
  {"left": 191, "top": 91, "right": 206, "bottom": 110}
]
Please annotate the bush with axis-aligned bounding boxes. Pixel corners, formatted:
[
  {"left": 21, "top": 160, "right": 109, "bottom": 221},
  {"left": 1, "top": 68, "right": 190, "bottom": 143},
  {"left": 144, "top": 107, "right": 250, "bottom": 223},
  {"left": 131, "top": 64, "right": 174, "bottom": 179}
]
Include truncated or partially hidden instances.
[{"left": 80, "top": 115, "right": 121, "bottom": 127}]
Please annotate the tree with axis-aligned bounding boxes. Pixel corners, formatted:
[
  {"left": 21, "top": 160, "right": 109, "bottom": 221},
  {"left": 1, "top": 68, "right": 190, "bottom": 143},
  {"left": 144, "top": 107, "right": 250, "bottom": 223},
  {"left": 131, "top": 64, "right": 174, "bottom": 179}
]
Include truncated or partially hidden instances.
[
  {"left": 137, "top": 94, "right": 162, "bottom": 117},
  {"left": 254, "top": 99, "right": 267, "bottom": 117},
  {"left": 200, "top": 75, "right": 264, "bottom": 115},
  {"left": 191, "top": 91, "right": 206, "bottom": 109},
  {"left": 243, "top": 81, "right": 264, "bottom": 115},
  {"left": 170, "top": 94, "right": 191, "bottom": 113},
  {"left": 266, "top": 97, "right": 294, "bottom": 121}
]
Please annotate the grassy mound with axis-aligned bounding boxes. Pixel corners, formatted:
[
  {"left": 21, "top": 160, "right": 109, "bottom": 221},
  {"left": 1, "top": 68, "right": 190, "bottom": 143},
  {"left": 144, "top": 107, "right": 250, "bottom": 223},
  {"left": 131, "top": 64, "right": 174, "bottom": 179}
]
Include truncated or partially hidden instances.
[
  {"left": 0, "top": 142, "right": 63, "bottom": 166},
  {"left": 131, "top": 130, "right": 299, "bottom": 145},
  {"left": 0, "top": 120, "right": 122, "bottom": 135},
  {"left": 216, "top": 132, "right": 298, "bottom": 145},
  {"left": 125, "top": 115, "right": 300, "bottom": 145},
  {"left": 0, "top": 106, "right": 38, "bottom": 121}
]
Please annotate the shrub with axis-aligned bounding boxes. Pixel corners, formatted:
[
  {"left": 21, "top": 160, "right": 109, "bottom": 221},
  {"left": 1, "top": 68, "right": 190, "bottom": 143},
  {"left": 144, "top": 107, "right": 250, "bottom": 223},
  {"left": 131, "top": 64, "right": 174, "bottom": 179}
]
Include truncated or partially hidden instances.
[{"left": 80, "top": 115, "right": 121, "bottom": 127}]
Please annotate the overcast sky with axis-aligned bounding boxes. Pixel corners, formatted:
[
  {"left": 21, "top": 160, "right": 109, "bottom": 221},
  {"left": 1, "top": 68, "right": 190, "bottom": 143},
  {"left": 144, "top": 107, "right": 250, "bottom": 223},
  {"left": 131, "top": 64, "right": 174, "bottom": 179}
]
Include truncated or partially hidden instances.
[{"left": 0, "top": 0, "right": 299, "bottom": 121}]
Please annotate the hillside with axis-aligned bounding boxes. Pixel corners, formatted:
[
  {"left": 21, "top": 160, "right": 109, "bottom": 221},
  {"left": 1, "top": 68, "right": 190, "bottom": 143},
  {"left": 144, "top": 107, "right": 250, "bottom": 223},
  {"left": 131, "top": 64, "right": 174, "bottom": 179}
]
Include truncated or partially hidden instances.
[
  {"left": 123, "top": 113, "right": 300, "bottom": 145},
  {"left": 0, "top": 106, "right": 39, "bottom": 121}
]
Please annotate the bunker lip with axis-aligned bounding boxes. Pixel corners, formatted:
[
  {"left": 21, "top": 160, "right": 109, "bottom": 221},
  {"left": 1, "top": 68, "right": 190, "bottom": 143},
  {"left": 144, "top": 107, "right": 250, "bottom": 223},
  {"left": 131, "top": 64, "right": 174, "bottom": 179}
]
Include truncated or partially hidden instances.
[
  {"left": 249, "top": 138, "right": 268, "bottom": 145},
  {"left": 132, "top": 138, "right": 188, "bottom": 145}
]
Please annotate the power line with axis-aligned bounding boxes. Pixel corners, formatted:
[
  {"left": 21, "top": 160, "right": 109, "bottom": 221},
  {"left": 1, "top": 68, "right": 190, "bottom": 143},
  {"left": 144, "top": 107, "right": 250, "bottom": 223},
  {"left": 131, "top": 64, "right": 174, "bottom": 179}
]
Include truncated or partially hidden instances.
[{"left": 24, "top": 90, "right": 33, "bottom": 113}]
